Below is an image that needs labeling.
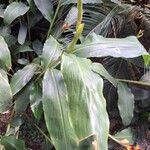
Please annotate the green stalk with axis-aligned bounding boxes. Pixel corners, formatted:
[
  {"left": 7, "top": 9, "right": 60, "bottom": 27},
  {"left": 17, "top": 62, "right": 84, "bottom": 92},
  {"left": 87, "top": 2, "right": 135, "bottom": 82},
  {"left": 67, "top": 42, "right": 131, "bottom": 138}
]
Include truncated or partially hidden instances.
[
  {"left": 66, "top": 24, "right": 84, "bottom": 53},
  {"left": 108, "top": 134, "right": 128, "bottom": 149},
  {"left": 117, "top": 79, "right": 150, "bottom": 87},
  {"left": 47, "top": 0, "right": 61, "bottom": 39},
  {"left": 66, "top": 0, "right": 84, "bottom": 53},
  {"left": 76, "top": 0, "right": 83, "bottom": 30},
  {"left": 34, "top": 124, "right": 52, "bottom": 144}
]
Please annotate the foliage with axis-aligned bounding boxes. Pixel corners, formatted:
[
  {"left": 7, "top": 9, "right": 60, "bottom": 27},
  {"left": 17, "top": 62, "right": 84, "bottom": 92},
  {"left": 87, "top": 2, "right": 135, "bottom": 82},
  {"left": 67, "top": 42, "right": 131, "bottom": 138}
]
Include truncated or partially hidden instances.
[{"left": 0, "top": 0, "right": 149, "bottom": 150}]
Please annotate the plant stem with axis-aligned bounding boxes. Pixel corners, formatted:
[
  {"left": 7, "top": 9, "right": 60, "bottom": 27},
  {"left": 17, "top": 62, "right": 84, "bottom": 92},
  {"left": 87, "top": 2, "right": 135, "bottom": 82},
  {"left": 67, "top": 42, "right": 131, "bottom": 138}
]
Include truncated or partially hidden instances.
[
  {"left": 24, "top": 114, "right": 53, "bottom": 145},
  {"left": 65, "top": 0, "right": 84, "bottom": 53},
  {"left": 47, "top": 0, "right": 61, "bottom": 39},
  {"left": 117, "top": 79, "right": 150, "bottom": 87},
  {"left": 108, "top": 134, "right": 127, "bottom": 149},
  {"left": 34, "top": 124, "right": 52, "bottom": 144},
  {"left": 76, "top": 0, "right": 83, "bottom": 29},
  {"left": 66, "top": 24, "right": 84, "bottom": 53}
]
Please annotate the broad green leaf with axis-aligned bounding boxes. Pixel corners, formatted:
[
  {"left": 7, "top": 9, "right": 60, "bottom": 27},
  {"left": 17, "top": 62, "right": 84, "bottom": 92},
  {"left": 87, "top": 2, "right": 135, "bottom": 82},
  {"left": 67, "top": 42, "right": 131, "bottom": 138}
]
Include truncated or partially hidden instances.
[
  {"left": 114, "top": 128, "right": 134, "bottom": 144},
  {"left": 0, "top": 26, "right": 17, "bottom": 47},
  {"left": 143, "top": 54, "right": 150, "bottom": 67},
  {"left": 32, "top": 40, "right": 43, "bottom": 55},
  {"left": 61, "top": 54, "right": 109, "bottom": 150},
  {"left": 65, "top": 7, "right": 78, "bottom": 26},
  {"left": 4, "top": 35, "right": 17, "bottom": 47},
  {"left": 42, "top": 36, "right": 62, "bottom": 70},
  {"left": 0, "top": 73, "right": 12, "bottom": 113},
  {"left": 10, "top": 64, "right": 38, "bottom": 95},
  {"left": 30, "top": 82, "right": 43, "bottom": 120},
  {"left": 4, "top": 2, "right": 29, "bottom": 25},
  {"left": 117, "top": 82, "right": 134, "bottom": 126},
  {"left": 42, "top": 69, "right": 77, "bottom": 150},
  {"left": 15, "top": 83, "right": 32, "bottom": 114},
  {"left": 0, "top": 36, "right": 11, "bottom": 70},
  {"left": 0, "top": 5, "right": 4, "bottom": 18},
  {"left": 0, "top": 69, "right": 8, "bottom": 82},
  {"left": 92, "top": 63, "right": 117, "bottom": 87},
  {"left": 17, "top": 58, "right": 29, "bottom": 65},
  {"left": 0, "top": 136, "right": 26, "bottom": 150},
  {"left": 61, "top": 0, "right": 102, "bottom": 5},
  {"left": 34, "top": 0, "right": 53, "bottom": 22},
  {"left": 73, "top": 33, "right": 148, "bottom": 58},
  {"left": 18, "top": 45, "right": 33, "bottom": 53},
  {"left": 18, "top": 23, "right": 27, "bottom": 45}
]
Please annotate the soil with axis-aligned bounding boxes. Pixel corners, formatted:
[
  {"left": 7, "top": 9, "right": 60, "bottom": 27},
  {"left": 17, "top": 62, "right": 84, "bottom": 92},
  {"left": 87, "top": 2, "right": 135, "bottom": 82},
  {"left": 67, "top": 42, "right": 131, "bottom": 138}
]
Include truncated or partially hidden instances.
[{"left": 0, "top": 112, "right": 149, "bottom": 150}]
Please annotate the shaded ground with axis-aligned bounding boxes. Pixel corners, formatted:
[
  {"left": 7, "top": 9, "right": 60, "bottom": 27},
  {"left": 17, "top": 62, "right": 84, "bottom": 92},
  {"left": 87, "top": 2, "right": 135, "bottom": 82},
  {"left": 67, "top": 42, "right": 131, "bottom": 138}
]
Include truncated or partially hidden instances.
[{"left": 0, "top": 112, "right": 149, "bottom": 150}]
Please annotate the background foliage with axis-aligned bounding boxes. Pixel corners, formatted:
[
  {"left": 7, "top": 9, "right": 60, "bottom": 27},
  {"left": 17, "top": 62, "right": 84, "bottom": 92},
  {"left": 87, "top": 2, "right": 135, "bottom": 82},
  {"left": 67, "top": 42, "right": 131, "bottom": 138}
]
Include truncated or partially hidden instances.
[{"left": 0, "top": 0, "right": 150, "bottom": 150}]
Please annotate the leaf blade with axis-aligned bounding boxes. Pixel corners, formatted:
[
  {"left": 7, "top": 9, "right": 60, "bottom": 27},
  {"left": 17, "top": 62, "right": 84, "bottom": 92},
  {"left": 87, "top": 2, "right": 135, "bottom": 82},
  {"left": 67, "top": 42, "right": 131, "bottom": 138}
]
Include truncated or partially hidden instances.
[
  {"left": 10, "top": 64, "right": 38, "bottom": 95},
  {"left": 18, "top": 23, "right": 27, "bottom": 45},
  {"left": 34, "top": 0, "right": 53, "bottom": 22},
  {"left": 117, "top": 82, "right": 134, "bottom": 126},
  {"left": 30, "top": 82, "right": 43, "bottom": 120},
  {"left": 0, "top": 73, "right": 12, "bottom": 113},
  {"left": 42, "top": 36, "right": 62, "bottom": 70},
  {"left": 0, "top": 36, "right": 11, "bottom": 70},
  {"left": 61, "top": 54, "right": 109, "bottom": 150},
  {"left": 4, "top": 2, "right": 29, "bottom": 25},
  {"left": 92, "top": 63, "right": 117, "bottom": 87},
  {"left": 0, "top": 136, "right": 26, "bottom": 150},
  {"left": 61, "top": 0, "right": 102, "bottom": 5},
  {"left": 42, "top": 69, "right": 77, "bottom": 150},
  {"left": 114, "top": 128, "right": 134, "bottom": 145},
  {"left": 74, "top": 33, "right": 148, "bottom": 58}
]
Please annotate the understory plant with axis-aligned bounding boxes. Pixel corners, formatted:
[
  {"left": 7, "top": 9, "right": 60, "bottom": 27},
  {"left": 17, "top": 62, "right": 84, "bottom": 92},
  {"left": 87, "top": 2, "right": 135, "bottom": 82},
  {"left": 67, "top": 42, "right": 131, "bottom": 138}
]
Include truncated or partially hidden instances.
[{"left": 0, "top": 0, "right": 150, "bottom": 150}]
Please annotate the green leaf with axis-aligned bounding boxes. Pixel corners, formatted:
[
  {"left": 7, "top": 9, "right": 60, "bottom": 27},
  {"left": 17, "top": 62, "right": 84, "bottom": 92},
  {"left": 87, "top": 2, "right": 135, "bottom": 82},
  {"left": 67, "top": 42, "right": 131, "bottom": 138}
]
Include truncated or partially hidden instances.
[
  {"left": 17, "top": 58, "right": 29, "bottom": 65},
  {"left": 10, "top": 64, "right": 38, "bottom": 95},
  {"left": 0, "top": 5, "right": 4, "bottom": 18},
  {"left": 73, "top": 33, "right": 148, "bottom": 58},
  {"left": 0, "top": 26, "right": 17, "bottom": 47},
  {"left": 114, "top": 128, "right": 134, "bottom": 144},
  {"left": 18, "top": 45, "right": 33, "bottom": 53},
  {"left": 61, "top": 0, "right": 102, "bottom": 5},
  {"left": 0, "top": 73, "right": 12, "bottom": 113},
  {"left": 0, "top": 69, "right": 8, "bottom": 82},
  {"left": 34, "top": 0, "right": 53, "bottom": 22},
  {"left": 32, "top": 40, "right": 43, "bottom": 55},
  {"left": 65, "top": 7, "right": 78, "bottom": 26},
  {"left": 18, "top": 23, "right": 27, "bottom": 45},
  {"left": 0, "top": 36, "right": 11, "bottom": 70},
  {"left": 30, "top": 82, "right": 43, "bottom": 120},
  {"left": 42, "top": 69, "right": 77, "bottom": 150},
  {"left": 4, "top": 2, "right": 29, "bottom": 25},
  {"left": 42, "top": 36, "right": 62, "bottom": 70},
  {"left": 61, "top": 54, "right": 109, "bottom": 150},
  {"left": 117, "top": 82, "right": 134, "bottom": 126},
  {"left": 0, "top": 136, "right": 26, "bottom": 150},
  {"left": 143, "top": 54, "right": 150, "bottom": 67},
  {"left": 92, "top": 63, "right": 117, "bottom": 87},
  {"left": 15, "top": 83, "right": 32, "bottom": 114}
]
